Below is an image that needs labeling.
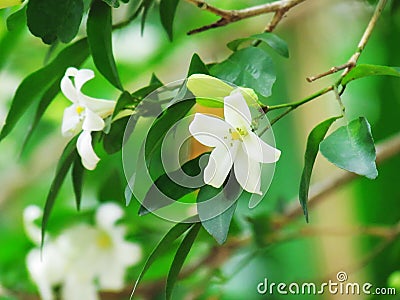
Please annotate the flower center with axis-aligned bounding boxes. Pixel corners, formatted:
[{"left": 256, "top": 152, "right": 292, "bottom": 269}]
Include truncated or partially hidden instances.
[
  {"left": 75, "top": 105, "right": 85, "bottom": 115},
  {"left": 230, "top": 127, "right": 248, "bottom": 141},
  {"left": 96, "top": 231, "right": 112, "bottom": 249}
]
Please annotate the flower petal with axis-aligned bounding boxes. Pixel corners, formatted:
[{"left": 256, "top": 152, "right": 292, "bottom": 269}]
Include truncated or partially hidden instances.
[
  {"left": 95, "top": 203, "right": 124, "bottom": 230},
  {"left": 242, "top": 132, "right": 281, "bottom": 163},
  {"left": 62, "top": 276, "right": 98, "bottom": 300},
  {"left": 74, "top": 69, "right": 95, "bottom": 93},
  {"left": 82, "top": 108, "right": 105, "bottom": 131},
  {"left": 204, "top": 143, "right": 237, "bottom": 188},
  {"left": 189, "top": 113, "right": 232, "bottom": 147},
  {"left": 187, "top": 74, "right": 233, "bottom": 99},
  {"left": 23, "top": 205, "right": 42, "bottom": 245},
  {"left": 61, "top": 74, "right": 79, "bottom": 103},
  {"left": 82, "top": 95, "right": 116, "bottom": 118},
  {"left": 224, "top": 91, "right": 252, "bottom": 130},
  {"left": 61, "top": 105, "right": 81, "bottom": 137},
  {"left": 77, "top": 131, "right": 100, "bottom": 170},
  {"left": 234, "top": 147, "right": 262, "bottom": 194}
]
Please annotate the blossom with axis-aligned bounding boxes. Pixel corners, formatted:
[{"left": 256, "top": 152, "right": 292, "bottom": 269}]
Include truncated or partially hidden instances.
[
  {"left": 24, "top": 203, "right": 142, "bottom": 300},
  {"left": 61, "top": 67, "right": 116, "bottom": 170},
  {"left": 189, "top": 90, "right": 281, "bottom": 194}
]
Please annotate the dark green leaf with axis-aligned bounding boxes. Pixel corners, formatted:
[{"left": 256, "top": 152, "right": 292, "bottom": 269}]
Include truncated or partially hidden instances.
[
  {"left": 341, "top": 64, "right": 400, "bottom": 86},
  {"left": 135, "top": 0, "right": 155, "bottom": 34},
  {"left": 166, "top": 222, "right": 201, "bottom": 300},
  {"left": 112, "top": 91, "right": 136, "bottom": 119},
  {"left": 72, "top": 156, "right": 85, "bottom": 210},
  {"left": 98, "top": 169, "right": 124, "bottom": 202},
  {"left": 160, "top": 0, "right": 180, "bottom": 41},
  {"left": 139, "top": 154, "right": 207, "bottom": 215},
  {"left": 6, "top": 6, "right": 26, "bottom": 31},
  {"left": 132, "top": 221, "right": 196, "bottom": 295},
  {"left": 42, "top": 137, "right": 78, "bottom": 246},
  {"left": 299, "top": 116, "right": 341, "bottom": 222},
  {"left": 0, "top": 38, "right": 89, "bottom": 142},
  {"left": 197, "top": 172, "right": 240, "bottom": 244},
  {"left": 87, "top": 0, "right": 123, "bottom": 90},
  {"left": 187, "top": 53, "right": 209, "bottom": 76},
  {"left": 227, "top": 32, "right": 289, "bottom": 58},
  {"left": 27, "top": 0, "right": 84, "bottom": 44},
  {"left": 210, "top": 47, "right": 276, "bottom": 97},
  {"left": 103, "top": 116, "right": 135, "bottom": 154},
  {"left": 102, "top": 0, "right": 120, "bottom": 7},
  {"left": 320, "top": 117, "right": 378, "bottom": 179}
]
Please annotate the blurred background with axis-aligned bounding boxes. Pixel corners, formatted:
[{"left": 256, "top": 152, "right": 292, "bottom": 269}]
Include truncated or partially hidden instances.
[{"left": 0, "top": 0, "right": 399, "bottom": 299}]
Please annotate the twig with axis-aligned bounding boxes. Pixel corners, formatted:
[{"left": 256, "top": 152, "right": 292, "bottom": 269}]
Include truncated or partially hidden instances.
[
  {"left": 306, "top": 0, "right": 388, "bottom": 82},
  {"left": 185, "top": 0, "right": 308, "bottom": 35}
]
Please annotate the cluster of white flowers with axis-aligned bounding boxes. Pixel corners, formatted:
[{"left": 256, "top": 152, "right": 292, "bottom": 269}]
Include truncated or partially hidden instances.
[
  {"left": 187, "top": 74, "right": 281, "bottom": 195},
  {"left": 61, "top": 68, "right": 116, "bottom": 170},
  {"left": 24, "top": 203, "right": 142, "bottom": 300}
]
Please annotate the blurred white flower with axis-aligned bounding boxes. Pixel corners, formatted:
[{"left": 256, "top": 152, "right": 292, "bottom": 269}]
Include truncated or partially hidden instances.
[
  {"left": 24, "top": 203, "right": 141, "bottom": 300},
  {"left": 189, "top": 91, "right": 281, "bottom": 194},
  {"left": 61, "top": 67, "right": 116, "bottom": 170}
]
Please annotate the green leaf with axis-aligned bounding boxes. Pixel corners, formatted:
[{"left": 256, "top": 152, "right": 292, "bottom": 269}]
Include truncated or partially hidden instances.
[
  {"left": 6, "top": 6, "right": 26, "bottom": 31},
  {"left": 210, "top": 47, "right": 276, "bottom": 97},
  {"left": 139, "top": 154, "right": 207, "bottom": 215},
  {"left": 72, "top": 156, "right": 85, "bottom": 210},
  {"left": 0, "top": 38, "right": 89, "bottom": 142},
  {"left": 112, "top": 91, "right": 136, "bottom": 119},
  {"left": 197, "top": 173, "right": 240, "bottom": 244},
  {"left": 166, "top": 222, "right": 201, "bottom": 300},
  {"left": 27, "top": 0, "right": 84, "bottom": 44},
  {"left": 341, "top": 64, "right": 400, "bottom": 86},
  {"left": 227, "top": 32, "right": 289, "bottom": 58},
  {"left": 102, "top": 0, "right": 120, "bottom": 7},
  {"left": 132, "top": 221, "right": 196, "bottom": 296},
  {"left": 87, "top": 0, "right": 123, "bottom": 90},
  {"left": 135, "top": 0, "right": 155, "bottom": 34},
  {"left": 98, "top": 169, "right": 124, "bottom": 202},
  {"left": 160, "top": 0, "right": 180, "bottom": 41},
  {"left": 187, "top": 53, "right": 209, "bottom": 76},
  {"left": 299, "top": 116, "right": 341, "bottom": 222},
  {"left": 42, "top": 137, "right": 78, "bottom": 246},
  {"left": 320, "top": 117, "right": 378, "bottom": 179},
  {"left": 103, "top": 116, "right": 134, "bottom": 154}
]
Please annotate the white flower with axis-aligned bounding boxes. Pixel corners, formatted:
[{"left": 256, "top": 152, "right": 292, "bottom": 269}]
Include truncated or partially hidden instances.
[
  {"left": 61, "top": 67, "right": 116, "bottom": 170},
  {"left": 24, "top": 203, "right": 141, "bottom": 300},
  {"left": 189, "top": 91, "right": 281, "bottom": 194}
]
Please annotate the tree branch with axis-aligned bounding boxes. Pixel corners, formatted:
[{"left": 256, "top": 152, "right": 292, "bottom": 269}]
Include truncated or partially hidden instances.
[
  {"left": 307, "top": 0, "right": 388, "bottom": 82},
  {"left": 186, "top": 0, "right": 308, "bottom": 35}
]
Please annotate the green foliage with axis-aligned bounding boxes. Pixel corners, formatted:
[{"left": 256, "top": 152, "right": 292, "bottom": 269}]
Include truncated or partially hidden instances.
[
  {"left": 211, "top": 47, "right": 276, "bottom": 97},
  {"left": 72, "top": 157, "right": 85, "bottom": 210},
  {"left": 299, "top": 116, "right": 341, "bottom": 222},
  {"left": 87, "top": 0, "right": 123, "bottom": 90},
  {"left": 6, "top": 6, "right": 26, "bottom": 31},
  {"left": 341, "top": 64, "right": 400, "bottom": 85},
  {"left": 27, "top": 0, "right": 84, "bottom": 44},
  {"left": 160, "top": 0, "right": 180, "bottom": 41},
  {"left": 0, "top": 38, "right": 89, "bottom": 142},
  {"left": 227, "top": 32, "right": 289, "bottom": 58},
  {"left": 320, "top": 117, "right": 378, "bottom": 179},
  {"left": 102, "top": 0, "right": 129, "bottom": 8},
  {"left": 166, "top": 223, "right": 201, "bottom": 300}
]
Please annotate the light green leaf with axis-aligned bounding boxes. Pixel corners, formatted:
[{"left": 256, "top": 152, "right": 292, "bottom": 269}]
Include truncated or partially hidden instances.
[
  {"left": 210, "top": 47, "right": 276, "bottom": 97},
  {"left": 299, "top": 116, "right": 341, "bottom": 222},
  {"left": 27, "top": 0, "right": 84, "bottom": 44},
  {"left": 160, "top": 0, "right": 180, "bottom": 41},
  {"left": 131, "top": 221, "right": 196, "bottom": 297},
  {"left": 341, "top": 64, "right": 400, "bottom": 86},
  {"left": 227, "top": 32, "right": 289, "bottom": 58},
  {"left": 42, "top": 137, "right": 78, "bottom": 247},
  {"left": 166, "top": 223, "right": 201, "bottom": 300},
  {"left": 0, "top": 38, "right": 89, "bottom": 142},
  {"left": 87, "top": 0, "right": 123, "bottom": 90},
  {"left": 320, "top": 117, "right": 378, "bottom": 179}
]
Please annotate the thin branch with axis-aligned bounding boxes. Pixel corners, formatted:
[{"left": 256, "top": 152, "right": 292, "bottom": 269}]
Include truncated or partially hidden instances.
[
  {"left": 306, "top": 0, "right": 388, "bottom": 82},
  {"left": 186, "top": 0, "right": 308, "bottom": 35}
]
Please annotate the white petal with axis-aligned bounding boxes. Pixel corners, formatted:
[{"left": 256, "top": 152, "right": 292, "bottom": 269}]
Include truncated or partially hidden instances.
[
  {"left": 204, "top": 144, "right": 237, "bottom": 188},
  {"left": 234, "top": 147, "right": 262, "bottom": 194},
  {"left": 23, "top": 205, "right": 42, "bottom": 245},
  {"left": 77, "top": 131, "right": 100, "bottom": 170},
  {"left": 65, "top": 67, "right": 78, "bottom": 77},
  {"left": 82, "top": 109, "right": 105, "bottom": 131},
  {"left": 61, "top": 105, "right": 81, "bottom": 137},
  {"left": 224, "top": 91, "right": 252, "bottom": 130},
  {"left": 82, "top": 95, "right": 116, "bottom": 118},
  {"left": 74, "top": 69, "right": 95, "bottom": 92},
  {"left": 62, "top": 276, "right": 99, "bottom": 300},
  {"left": 61, "top": 75, "right": 78, "bottom": 103},
  {"left": 242, "top": 132, "right": 281, "bottom": 163},
  {"left": 96, "top": 203, "right": 124, "bottom": 229},
  {"left": 189, "top": 113, "right": 232, "bottom": 147}
]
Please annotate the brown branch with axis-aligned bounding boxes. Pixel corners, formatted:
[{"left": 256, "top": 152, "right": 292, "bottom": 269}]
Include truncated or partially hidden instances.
[
  {"left": 307, "top": 0, "right": 388, "bottom": 82},
  {"left": 186, "top": 0, "right": 308, "bottom": 35}
]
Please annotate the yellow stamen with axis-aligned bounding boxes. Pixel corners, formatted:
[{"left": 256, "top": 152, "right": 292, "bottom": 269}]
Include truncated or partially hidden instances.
[
  {"left": 76, "top": 105, "right": 85, "bottom": 115},
  {"left": 96, "top": 231, "right": 112, "bottom": 249},
  {"left": 231, "top": 131, "right": 241, "bottom": 140}
]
